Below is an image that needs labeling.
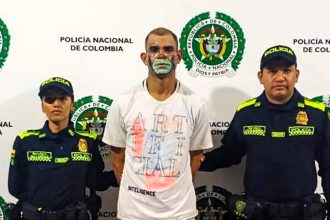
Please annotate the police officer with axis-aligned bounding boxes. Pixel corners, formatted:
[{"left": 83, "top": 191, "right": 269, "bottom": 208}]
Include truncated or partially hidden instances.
[
  {"left": 8, "top": 77, "right": 115, "bottom": 220},
  {"left": 200, "top": 45, "right": 330, "bottom": 220}
]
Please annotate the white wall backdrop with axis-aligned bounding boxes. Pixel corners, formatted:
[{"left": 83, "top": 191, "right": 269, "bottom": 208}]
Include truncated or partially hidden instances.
[{"left": 1, "top": 0, "right": 330, "bottom": 219}]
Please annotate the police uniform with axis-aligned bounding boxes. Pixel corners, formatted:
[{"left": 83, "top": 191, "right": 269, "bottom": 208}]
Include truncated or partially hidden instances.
[
  {"left": 8, "top": 121, "right": 106, "bottom": 218},
  {"left": 201, "top": 89, "right": 330, "bottom": 219}
]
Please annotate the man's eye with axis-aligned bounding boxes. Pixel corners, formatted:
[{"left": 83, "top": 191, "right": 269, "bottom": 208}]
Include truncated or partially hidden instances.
[
  {"left": 164, "top": 46, "right": 174, "bottom": 52},
  {"left": 149, "top": 46, "right": 159, "bottom": 53}
]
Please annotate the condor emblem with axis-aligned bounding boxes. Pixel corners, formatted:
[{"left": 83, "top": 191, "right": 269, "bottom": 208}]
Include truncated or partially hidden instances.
[
  {"left": 296, "top": 111, "right": 308, "bottom": 125},
  {"left": 180, "top": 12, "right": 245, "bottom": 78},
  {"left": 78, "top": 138, "right": 88, "bottom": 152}
]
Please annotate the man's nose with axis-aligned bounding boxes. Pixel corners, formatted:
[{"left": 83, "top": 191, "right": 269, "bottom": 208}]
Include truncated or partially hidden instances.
[
  {"left": 157, "top": 50, "right": 168, "bottom": 58},
  {"left": 275, "top": 71, "right": 285, "bottom": 80}
]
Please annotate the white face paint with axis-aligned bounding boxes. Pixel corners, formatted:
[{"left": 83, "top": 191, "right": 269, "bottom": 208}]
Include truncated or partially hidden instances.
[{"left": 150, "top": 58, "right": 174, "bottom": 75}]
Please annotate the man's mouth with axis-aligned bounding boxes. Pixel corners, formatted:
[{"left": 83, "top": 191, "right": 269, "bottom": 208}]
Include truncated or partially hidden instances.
[{"left": 273, "top": 85, "right": 286, "bottom": 89}]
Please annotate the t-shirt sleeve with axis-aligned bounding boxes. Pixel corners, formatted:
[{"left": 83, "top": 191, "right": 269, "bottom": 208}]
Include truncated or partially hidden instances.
[
  {"left": 102, "top": 100, "right": 127, "bottom": 148},
  {"left": 190, "top": 104, "right": 213, "bottom": 151}
]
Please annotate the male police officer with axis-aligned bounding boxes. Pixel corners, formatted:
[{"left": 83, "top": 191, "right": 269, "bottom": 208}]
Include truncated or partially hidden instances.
[
  {"left": 200, "top": 45, "right": 330, "bottom": 220},
  {"left": 8, "top": 77, "right": 113, "bottom": 220}
]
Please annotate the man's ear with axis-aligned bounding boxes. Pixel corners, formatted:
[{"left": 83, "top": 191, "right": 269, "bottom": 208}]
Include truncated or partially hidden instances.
[
  {"left": 258, "top": 71, "right": 263, "bottom": 84},
  {"left": 140, "top": 52, "right": 148, "bottom": 65},
  {"left": 175, "top": 50, "right": 182, "bottom": 64},
  {"left": 41, "top": 102, "right": 45, "bottom": 113}
]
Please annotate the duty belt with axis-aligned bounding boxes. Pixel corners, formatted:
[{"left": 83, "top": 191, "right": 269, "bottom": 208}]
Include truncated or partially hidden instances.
[
  {"left": 258, "top": 194, "right": 325, "bottom": 217},
  {"left": 22, "top": 202, "right": 88, "bottom": 220},
  {"left": 263, "top": 201, "right": 301, "bottom": 217}
]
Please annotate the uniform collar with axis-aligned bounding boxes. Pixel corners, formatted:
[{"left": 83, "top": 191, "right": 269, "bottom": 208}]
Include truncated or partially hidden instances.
[
  {"left": 257, "top": 89, "right": 304, "bottom": 111},
  {"left": 39, "top": 121, "right": 75, "bottom": 139}
]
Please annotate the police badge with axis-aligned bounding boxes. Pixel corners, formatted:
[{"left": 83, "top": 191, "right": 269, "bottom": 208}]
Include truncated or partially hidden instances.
[
  {"left": 78, "top": 138, "right": 88, "bottom": 152},
  {"left": 296, "top": 111, "right": 308, "bottom": 125}
]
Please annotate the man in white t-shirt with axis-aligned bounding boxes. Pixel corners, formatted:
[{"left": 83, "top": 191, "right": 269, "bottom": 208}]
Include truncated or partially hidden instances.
[{"left": 103, "top": 27, "right": 213, "bottom": 220}]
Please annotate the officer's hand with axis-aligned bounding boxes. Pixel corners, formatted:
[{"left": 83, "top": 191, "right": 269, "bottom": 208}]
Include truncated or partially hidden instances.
[{"left": 95, "top": 171, "right": 118, "bottom": 191}]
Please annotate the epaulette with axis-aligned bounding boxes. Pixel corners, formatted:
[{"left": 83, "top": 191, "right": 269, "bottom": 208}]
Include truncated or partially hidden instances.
[
  {"left": 236, "top": 98, "right": 257, "bottom": 111},
  {"left": 75, "top": 130, "right": 97, "bottom": 140},
  {"left": 18, "top": 129, "right": 41, "bottom": 139},
  {"left": 303, "top": 98, "right": 325, "bottom": 112}
]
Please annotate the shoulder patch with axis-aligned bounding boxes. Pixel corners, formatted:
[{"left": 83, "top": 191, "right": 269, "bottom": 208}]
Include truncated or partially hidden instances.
[
  {"left": 18, "top": 130, "right": 41, "bottom": 139},
  {"left": 304, "top": 99, "right": 325, "bottom": 112},
  {"left": 237, "top": 98, "right": 257, "bottom": 111},
  {"left": 75, "top": 130, "right": 97, "bottom": 140}
]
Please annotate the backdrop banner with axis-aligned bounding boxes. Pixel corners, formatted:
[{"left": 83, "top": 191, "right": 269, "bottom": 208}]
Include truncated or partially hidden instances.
[{"left": 1, "top": 1, "right": 330, "bottom": 219}]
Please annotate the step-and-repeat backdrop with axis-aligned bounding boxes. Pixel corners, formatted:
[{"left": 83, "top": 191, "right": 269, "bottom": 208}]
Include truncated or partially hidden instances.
[{"left": 1, "top": 0, "right": 330, "bottom": 219}]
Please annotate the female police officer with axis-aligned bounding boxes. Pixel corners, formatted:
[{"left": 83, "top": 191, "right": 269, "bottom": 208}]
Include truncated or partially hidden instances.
[{"left": 8, "top": 77, "right": 109, "bottom": 220}]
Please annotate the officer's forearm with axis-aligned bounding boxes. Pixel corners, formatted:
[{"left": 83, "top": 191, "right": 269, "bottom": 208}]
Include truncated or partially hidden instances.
[
  {"left": 190, "top": 150, "right": 203, "bottom": 181},
  {"left": 200, "top": 146, "right": 243, "bottom": 171},
  {"left": 110, "top": 146, "right": 125, "bottom": 185}
]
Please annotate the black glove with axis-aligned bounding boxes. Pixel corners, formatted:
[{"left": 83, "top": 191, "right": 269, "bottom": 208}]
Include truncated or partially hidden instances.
[
  {"left": 95, "top": 170, "right": 118, "bottom": 191},
  {"left": 86, "top": 194, "right": 102, "bottom": 220}
]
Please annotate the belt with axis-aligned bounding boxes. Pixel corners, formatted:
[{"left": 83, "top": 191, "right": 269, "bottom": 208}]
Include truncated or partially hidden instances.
[
  {"left": 22, "top": 202, "right": 66, "bottom": 220},
  {"left": 22, "top": 202, "right": 88, "bottom": 220},
  {"left": 263, "top": 201, "right": 302, "bottom": 217}
]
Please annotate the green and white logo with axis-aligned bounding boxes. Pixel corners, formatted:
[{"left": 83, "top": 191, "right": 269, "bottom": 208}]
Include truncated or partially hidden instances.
[
  {"left": 0, "top": 18, "right": 10, "bottom": 69},
  {"left": 312, "top": 95, "right": 330, "bottom": 120},
  {"left": 180, "top": 12, "right": 245, "bottom": 78},
  {"left": 72, "top": 95, "right": 113, "bottom": 160},
  {"left": 71, "top": 95, "right": 113, "bottom": 139},
  {"left": 0, "top": 196, "right": 9, "bottom": 220},
  {"left": 312, "top": 95, "right": 330, "bottom": 109}
]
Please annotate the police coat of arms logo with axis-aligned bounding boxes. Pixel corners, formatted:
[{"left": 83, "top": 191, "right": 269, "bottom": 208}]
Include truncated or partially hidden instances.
[{"left": 180, "top": 12, "right": 245, "bottom": 78}]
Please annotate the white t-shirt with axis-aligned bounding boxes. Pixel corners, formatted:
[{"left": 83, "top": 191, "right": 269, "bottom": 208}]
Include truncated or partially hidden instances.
[{"left": 103, "top": 80, "right": 213, "bottom": 220}]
